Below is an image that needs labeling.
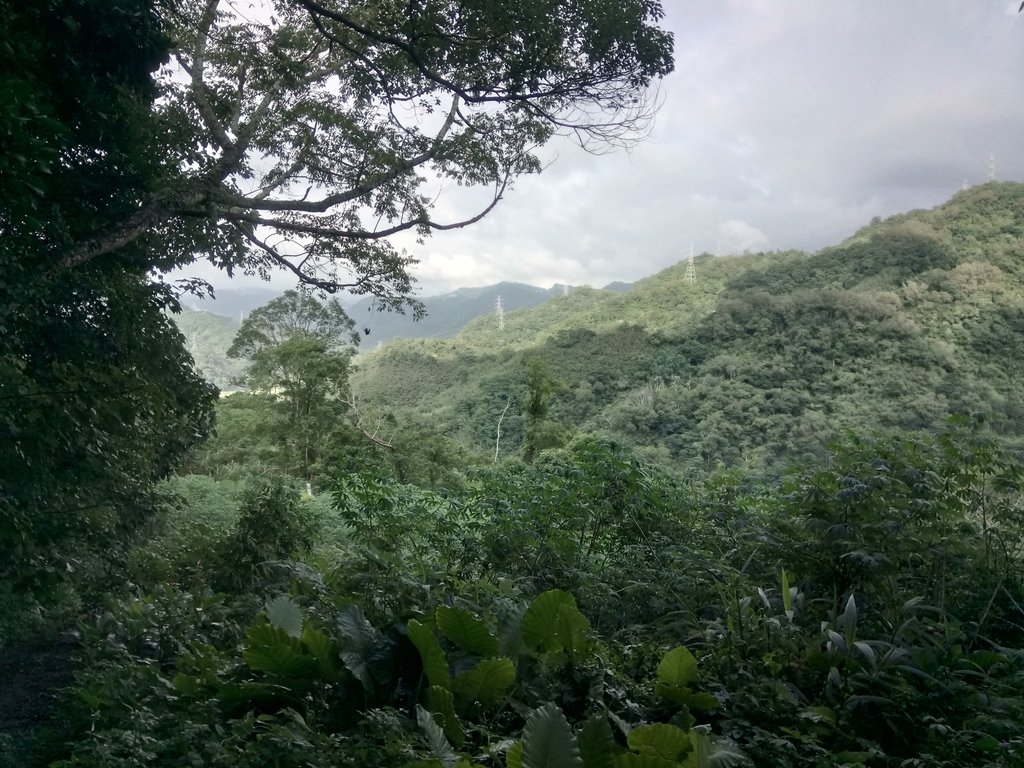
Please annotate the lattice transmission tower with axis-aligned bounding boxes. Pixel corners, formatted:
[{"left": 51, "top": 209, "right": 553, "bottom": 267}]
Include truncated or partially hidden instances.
[
  {"left": 495, "top": 295, "right": 505, "bottom": 331},
  {"left": 683, "top": 243, "right": 696, "bottom": 284}
]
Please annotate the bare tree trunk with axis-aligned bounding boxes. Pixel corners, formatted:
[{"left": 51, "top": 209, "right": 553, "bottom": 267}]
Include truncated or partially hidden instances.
[{"left": 494, "top": 396, "right": 512, "bottom": 463}]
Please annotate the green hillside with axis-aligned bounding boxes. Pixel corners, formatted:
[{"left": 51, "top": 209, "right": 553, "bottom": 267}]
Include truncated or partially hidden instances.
[
  {"left": 172, "top": 309, "right": 248, "bottom": 390},
  {"left": 352, "top": 182, "right": 1024, "bottom": 474},
  {"left": 349, "top": 281, "right": 570, "bottom": 344}
]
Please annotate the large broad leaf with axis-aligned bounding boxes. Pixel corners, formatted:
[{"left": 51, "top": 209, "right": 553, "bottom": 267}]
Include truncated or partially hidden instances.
[
  {"left": 657, "top": 647, "right": 699, "bottom": 688},
  {"left": 522, "top": 590, "right": 590, "bottom": 656},
  {"left": 627, "top": 724, "right": 691, "bottom": 762},
  {"left": 522, "top": 590, "right": 576, "bottom": 651},
  {"left": 453, "top": 658, "right": 516, "bottom": 712},
  {"left": 427, "top": 685, "right": 465, "bottom": 748},
  {"left": 244, "top": 623, "right": 318, "bottom": 678},
  {"left": 301, "top": 624, "right": 338, "bottom": 678},
  {"left": 522, "top": 702, "right": 583, "bottom": 768},
  {"left": 265, "top": 595, "right": 303, "bottom": 638},
  {"left": 336, "top": 604, "right": 380, "bottom": 647},
  {"left": 336, "top": 604, "right": 383, "bottom": 689},
  {"left": 507, "top": 741, "right": 524, "bottom": 768},
  {"left": 436, "top": 605, "right": 500, "bottom": 657},
  {"left": 554, "top": 603, "right": 591, "bottom": 657},
  {"left": 409, "top": 619, "right": 452, "bottom": 690},
  {"left": 417, "top": 704, "right": 458, "bottom": 765},
  {"left": 578, "top": 714, "right": 616, "bottom": 768}
]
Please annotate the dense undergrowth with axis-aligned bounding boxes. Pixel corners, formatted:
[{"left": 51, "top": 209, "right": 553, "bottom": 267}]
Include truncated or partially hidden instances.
[{"left": 21, "top": 424, "right": 1024, "bottom": 767}]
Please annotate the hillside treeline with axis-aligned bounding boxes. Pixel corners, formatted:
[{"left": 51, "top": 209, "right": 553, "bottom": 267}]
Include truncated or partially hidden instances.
[{"left": 352, "top": 183, "right": 1024, "bottom": 475}]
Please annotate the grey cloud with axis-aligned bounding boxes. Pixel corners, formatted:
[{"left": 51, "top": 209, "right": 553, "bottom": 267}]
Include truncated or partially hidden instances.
[{"left": 184, "top": 1, "right": 1024, "bottom": 297}]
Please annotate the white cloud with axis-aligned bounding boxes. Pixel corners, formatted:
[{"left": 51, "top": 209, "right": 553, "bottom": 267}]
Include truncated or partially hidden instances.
[
  {"left": 716, "top": 220, "right": 770, "bottom": 255},
  {"left": 186, "top": 1, "right": 1024, "bottom": 298}
]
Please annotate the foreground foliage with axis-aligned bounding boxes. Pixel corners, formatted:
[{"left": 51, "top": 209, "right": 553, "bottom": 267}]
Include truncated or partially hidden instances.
[{"left": 45, "top": 428, "right": 1024, "bottom": 767}]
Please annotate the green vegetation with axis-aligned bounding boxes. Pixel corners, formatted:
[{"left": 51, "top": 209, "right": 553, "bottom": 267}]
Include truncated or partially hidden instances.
[
  {"left": 172, "top": 310, "right": 248, "bottom": 391},
  {"left": 5, "top": 2, "right": 1024, "bottom": 767},
  {"left": 354, "top": 183, "right": 1024, "bottom": 475},
  {"left": 27, "top": 430, "right": 1024, "bottom": 768}
]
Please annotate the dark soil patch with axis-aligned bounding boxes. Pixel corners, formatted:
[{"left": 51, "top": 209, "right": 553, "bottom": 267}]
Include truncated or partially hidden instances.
[{"left": 0, "top": 633, "right": 79, "bottom": 767}]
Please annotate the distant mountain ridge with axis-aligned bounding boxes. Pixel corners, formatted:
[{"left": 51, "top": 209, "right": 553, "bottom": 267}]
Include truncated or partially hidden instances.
[
  {"left": 351, "top": 182, "right": 1024, "bottom": 474},
  {"left": 173, "top": 280, "right": 613, "bottom": 385},
  {"left": 184, "top": 286, "right": 284, "bottom": 318},
  {"left": 348, "top": 281, "right": 585, "bottom": 344}
]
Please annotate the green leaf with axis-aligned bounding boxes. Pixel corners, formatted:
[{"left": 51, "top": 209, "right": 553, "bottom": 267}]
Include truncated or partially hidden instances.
[
  {"left": 554, "top": 603, "right": 591, "bottom": 657},
  {"left": 507, "top": 741, "right": 524, "bottom": 768},
  {"left": 409, "top": 619, "right": 452, "bottom": 690},
  {"left": 627, "top": 723, "right": 692, "bottom": 762},
  {"left": 266, "top": 595, "right": 303, "bottom": 638},
  {"left": 427, "top": 685, "right": 465, "bottom": 748},
  {"left": 244, "top": 623, "right": 318, "bottom": 678},
  {"left": 780, "top": 568, "right": 794, "bottom": 621},
  {"left": 578, "top": 714, "right": 616, "bottom": 768},
  {"left": 522, "top": 702, "right": 583, "bottom": 768},
  {"left": 681, "top": 728, "right": 747, "bottom": 768},
  {"left": 453, "top": 657, "right": 516, "bottom": 712},
  {"left": 522, "top": 590, "right": 591, "bottom": 656},
  {"left": 301, "top": 624, "right": 337, "bottom": 677},
  {"left": 841, "top": 594, "right": 858, "bottom": 643},
  {"left": 798, "top": 706, "right": 836, "bottom": 725},
  {"left": 657, "top": 646, "right": 699, "bottom": 688},
  {"left": 336, "top": 604, "right": 383, "bottom": 689},
  {"left": 655, "top": 684, "right": 718, "bottom": 711},
  {"left": 436, "top": 605, "right": 500, "bottom": 657},
  {"left": 417, "top": 704, "right": 458, "bottom": 764},
  {"left": 172, "top": 673, "right": 202, "bottom": 696},
  {"left": 522, "top": 590, "right": 578, "bottom": 652}
]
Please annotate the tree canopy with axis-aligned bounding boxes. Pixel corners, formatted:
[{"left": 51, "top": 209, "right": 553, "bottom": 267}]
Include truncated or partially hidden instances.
[
  {"left": 63, "top": 0, "right": 674, "bottom": 304},
  {"left": 0, "top": 0, "right": 673, "bottom": 581},
  {"left": 226, "top": 291, "right": 358, "bottom": 479},
  {"left": 0, "top": 0, "right": 216, "bottom": 582}
]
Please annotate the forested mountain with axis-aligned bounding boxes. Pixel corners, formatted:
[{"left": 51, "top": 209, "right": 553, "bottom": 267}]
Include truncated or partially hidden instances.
[
  {"left": 184, "top": 286, "right": 286, "bottom": 318},
  {"left": 23, "top": 2, "right": 1024, "bottom": 766},
  {"left": 172, "top": 281, "right": 590, "bottom": 386},
  {"left": 172, "top": 310, "right": 248, "bottom": 390},
  {"left": 352, "top": 182, "right": 1024, "bottom": 474},
  {"left": 346, "top": 281, "right": 575, "bottom": 344}
]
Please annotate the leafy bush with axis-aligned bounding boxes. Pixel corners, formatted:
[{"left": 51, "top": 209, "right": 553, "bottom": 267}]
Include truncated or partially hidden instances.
[{"left": 214, "top": 477, "right": 321, "bottom": 592}]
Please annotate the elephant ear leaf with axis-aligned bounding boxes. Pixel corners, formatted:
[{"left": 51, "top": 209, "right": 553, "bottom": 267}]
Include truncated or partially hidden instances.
[
  {"left": 453, "top": 658, "right": 516, "bottom": 713},
  {"left": 657, "top": 647, "right": 699, "bottom": 688},
  {"left": 577, "top": 714, "right": 615, "bottom": 768},
  {"left": 335, "top": 604, "right": 385, "bottom": 690},
  {"left": 627, "top": 723, "right": 692, "bottom": 762},
  {"left": 522, "top": 590, "right": 590, "bottom": 656},
  {"left": 243, "top": 623, "right": 317, "bottom": 678},
  {"left": 409, "top": 619, "right": 452, "bottom": 690},
  {"left": 522, "top": 702, "right": 583, "bottom": 768},
  {"left": 436, "top": 605, "right": 499, "bottom": 657},
  {"left": 655, "top": 646, "right": 717, "bottom": 710},
  {"left": 416, "top": 704, "right": 458, "bottom": 764}
]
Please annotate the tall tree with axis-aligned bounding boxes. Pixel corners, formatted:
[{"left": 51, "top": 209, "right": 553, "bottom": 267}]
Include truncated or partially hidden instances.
[
  {"left": 0, "top": 0, "right": 217, "bottom": 582},
  {"left": 228, "top": 291, "right": 358, "bottom": 479},
  {"left": 0, "top": 0, "right": 673, "bottom": 580},
  {"left": 55, "top": 0, "right": 675, "bottom": 304}
]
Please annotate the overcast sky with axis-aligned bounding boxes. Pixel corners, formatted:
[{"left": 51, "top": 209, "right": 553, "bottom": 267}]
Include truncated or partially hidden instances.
[{"left": 197, "top": 0, "right": 1024, "bottom": 298}]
